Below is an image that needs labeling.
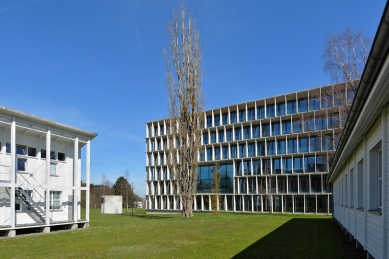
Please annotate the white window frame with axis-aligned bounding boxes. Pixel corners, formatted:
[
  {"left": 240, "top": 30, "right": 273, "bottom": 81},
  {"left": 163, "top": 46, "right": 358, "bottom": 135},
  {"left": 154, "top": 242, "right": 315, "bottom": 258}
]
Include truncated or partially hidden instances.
[
  {"left": 378, "top": 149, "right": 382, "bottom": 209},
  {"left": 50, "top": 162, "right": 57, "bottom": 176},
  {"left": 49, "top": 191, "right": 61, "bottom": 210}
]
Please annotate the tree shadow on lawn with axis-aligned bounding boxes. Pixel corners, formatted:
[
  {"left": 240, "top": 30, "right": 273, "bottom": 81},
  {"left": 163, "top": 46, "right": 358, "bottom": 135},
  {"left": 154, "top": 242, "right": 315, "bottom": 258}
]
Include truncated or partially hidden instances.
[
  {"left": 121, "top": 214, "right": 174, "bottom": 220},
  {"left": 232, "top": 218, "right": 343, "bottom": 259}
]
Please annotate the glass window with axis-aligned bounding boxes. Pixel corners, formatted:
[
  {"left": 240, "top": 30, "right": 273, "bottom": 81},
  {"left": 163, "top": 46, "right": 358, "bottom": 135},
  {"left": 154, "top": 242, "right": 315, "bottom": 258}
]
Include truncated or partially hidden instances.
[
  {"left": 16, "top": 145, "right": 26, "bottom": 155},
  {"left": 243, "top": 126, "right": 250, "bottom": 139},
  {"left": 293, "top": 119, "right": 302, "bottom": 133},
  {"left": 282, "top": 120, "right": 291, "bottom": 134},
  {"left": 154, "top": 126, "right": 158, "bottom": 136},
  {"left": 298, "top": 98, "right": 308, "bottom": 112},
  {"left": 230, "top": 112, "right": 236, "bottom": 124},
  {"left": 315, "top": 116, "right": 327, "bottom": 130},
  {"left": 322, "top": 94, "right": 332, "bottom": 108},
  {"left": 17, "top": 158, "right": 26, "bottom": 171},
  {"left": 58, "top": 152, "right": 65, "bottom": 161},
  {"left": 309, "top": 97, "right": 320, "bottom": 111},
  {"left": 157, "top": 140, "right": 161, "bottom": 150},
  {"left": 226, "top": 129, "right": 232, "bottom": 141},
  {"left": 214, "top": 147, "right": 220, "bottom": 160},
  {"left": 252, "top": 125, "right": 260, "bottom": 138},
  {"left": 27, "top": 147, "right": 36, "bottom": 157},
  {"left": 230, "top": 145, "right": 237, "bottom": 159},
  {"left": 288, "top": 138, "right": 297, "bottom": 154},
  {"left": 299, "top": 176, "right": 309, "bottom": 193},
  {"left": 6, "top": 143, "right": 11, "bottom": 153},
  {"left": 257, "top": 106, "right": 265, "bottom": 119},
  {"left": 243, "top": 161, "right": 251, "bottom": 175},
  {"left": 203, "top": 133, "right": 208, "bottom": 145},
  {"left": 273, "top": 158, "right": 281, "bottom": 174},
  {"left": 207, "top": 116, "right": 212, "bottom": 128},
  {"left": 322, "top": 134, "right": 333, "bottom": 151},
  {"left": 299, "top": 137, "right": 308, "bottom": 153},
  {"left": 304, "top": 117, "right": 315, "bottom": 132},
  {"left": 160, "top": 154, "right": 165, "bottom": 165},
  {"left": 257, "top": 142, "right": 265, "bottom": 156},
  {"left": 272, "top": 122, "right": 280, "bottom": 136},
  {"left": 282, "top": 157, "right": 293, "bottom": 174},
  {"left": 328, "top": 113, "right": 339, "bottom": 129},
  {"left": 293, "top": 157, "right": 303, "bottom": 173},
  {"left": 266, "top": 104, "right": 275, "bottom": 118},
  {"left": 262, "top": 123, "right": 271, "bottom": 137},
  {"left": 239, "top": 179, "right": 246, "bottom": 194},
  {"left": 222, "top": 113, "right": 228, "bottom": 125},
  {"left": 316, "top": 155, "right": 327, "bottom": 172},
  {"left": 41, "top": 149, "right": 47, "bottom": 159},
  {"left": 287, "top": 100, "right": 297, "bottom": 114},
  {"left": 214, "top": 114, "right": 220, "bottom": 126},
  {"left": 253, "top": 160, "right": 261, "bottom": 175},
  {"left": 276, "top": 102, "right": 285, "bottom": 116},
  {"left": 222, "top": 146, "right": 228, "bottom": 159},
  {"left": 200, "top": 149, "right": 205, "bottom": 161},
  {"left": 288, "top": 176, "right": 298, "bottom": 193},
  {"left": 310, "top": 136, "right": 321, "bottom": 152},
  {"left": 277, "top": 139, "right": 286, "bottom": 155},
  {"left": 262, "top": 159, "right": 271, "bottom": 175},
  {"left": 267, "top": 141, "right": 275, "bottom": 155},
  {"left": 207, "top": 148, "right": 212, "bottom": 161},
  {"left": 239, "top": 109, "right": 246, "bottom": 122},
  {"left": 248, "top": 143, "right": 255, "bottom": 157},
  {"left": 148, "top": 125, "right": 152, "bottom": 137},
  {"left": 277, "top": 177, "right": 286, "bottom": 193},
  {"left": 210, "top": 132, "right": 216, "bottom": 144},
  {"left": 236, "top": 161, "right": 243, "bottom": 176},
  {"left": 239, "top": 144, "right": 246, "bottom": 158},
  {"left": 248, "top": 178, "right": 255, "bottom": 193},
  {"left": 50, "top": 163, "right": 57, "bottom": 175},
  {"left": 304, "top": 156, "right": 315, "bottom": 173},
  {"left": 218, "top": 130, "right": 224, "bottom": 143},
  {"left": 234, "top": 128, "right": 241, "bottom": 141},
  {"left": 311, "top": 175, "right": 322, "bottom": 193},
  {"left": 248, "top": 108, "right": 255, "bottom": 121},
  {"left": 50, "top": 191, "right": 61, "bottom": 210}
]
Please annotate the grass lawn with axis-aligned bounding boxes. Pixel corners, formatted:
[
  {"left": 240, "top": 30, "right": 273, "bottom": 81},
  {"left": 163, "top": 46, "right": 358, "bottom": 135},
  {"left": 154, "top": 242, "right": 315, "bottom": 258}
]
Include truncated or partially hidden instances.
[{"left": 0, "top": 209, "right": 346, "bottom": 259}]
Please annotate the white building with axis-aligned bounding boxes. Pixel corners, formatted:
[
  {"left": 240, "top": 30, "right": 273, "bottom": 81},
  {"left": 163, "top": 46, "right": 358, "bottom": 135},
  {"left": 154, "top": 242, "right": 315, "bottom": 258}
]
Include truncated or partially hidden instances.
[
  {"left": 101, "top": 195, "right": 122, "bottom": 214},
  {"left": 0, "top": 106, "right": 97, "bottom": 237},
  {"left": 328, "top": 3, "right": 389, "bottom": 259}
]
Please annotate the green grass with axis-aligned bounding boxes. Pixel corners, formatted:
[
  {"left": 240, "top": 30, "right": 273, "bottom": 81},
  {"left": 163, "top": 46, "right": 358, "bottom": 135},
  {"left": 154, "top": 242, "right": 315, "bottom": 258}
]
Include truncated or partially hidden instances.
[{"left": 0, "top": 209, "right": 345, "bottom": 259}]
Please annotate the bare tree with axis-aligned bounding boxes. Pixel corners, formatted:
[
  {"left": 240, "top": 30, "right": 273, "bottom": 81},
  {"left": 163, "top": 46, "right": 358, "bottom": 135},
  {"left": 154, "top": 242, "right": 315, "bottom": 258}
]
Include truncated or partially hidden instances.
[
  {"left": 101, "top": 174, "right": 111, "bottom": 196},
  {"left": 211, "top": 162, "right": 222, "bottom": 214},
  {"left": 323, "top": 27, "right": 371, "bottom": 91},
  {"left": 164, "top": 4, "right": 204, "bottom": 218}
]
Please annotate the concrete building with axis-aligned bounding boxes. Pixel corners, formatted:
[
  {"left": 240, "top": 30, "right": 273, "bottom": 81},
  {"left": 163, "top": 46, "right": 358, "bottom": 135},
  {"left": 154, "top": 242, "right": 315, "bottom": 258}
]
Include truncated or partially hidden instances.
[
  {"left": 328, "top": 3, "right": 389, "bottom": 258},
  {"left": 145, "top": 82, "right": 352, "bottom": 214},
  {"left": 101, "top": 195, "right": 122, "bottom": 214},
  {"left": 0, "top": 106, "right": 97, "bottom": 237}
]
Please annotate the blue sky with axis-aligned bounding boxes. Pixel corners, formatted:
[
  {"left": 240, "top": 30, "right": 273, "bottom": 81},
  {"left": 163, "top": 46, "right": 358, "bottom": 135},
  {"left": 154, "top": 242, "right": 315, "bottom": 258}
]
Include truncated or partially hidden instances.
[{"left": 0, "top": 0, "right": 385, "bottom": 197}]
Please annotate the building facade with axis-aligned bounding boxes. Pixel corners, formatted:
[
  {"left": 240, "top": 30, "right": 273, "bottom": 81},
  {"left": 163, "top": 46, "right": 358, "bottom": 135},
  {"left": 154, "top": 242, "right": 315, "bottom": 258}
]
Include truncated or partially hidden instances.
[
  {"left": 328, "top": 3, "right": 389, "bottom": 258},
  {"left": 0, "top": 106, "right": 97, "bottom": 237},
  {"left": 146, "top": 84, "right": 350, "bottom": 214}
]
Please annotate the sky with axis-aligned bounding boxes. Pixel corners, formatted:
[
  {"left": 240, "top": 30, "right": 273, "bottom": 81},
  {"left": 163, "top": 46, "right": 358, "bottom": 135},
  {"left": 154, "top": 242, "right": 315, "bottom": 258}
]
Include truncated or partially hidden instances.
[{"left": 0, "top": 0, "right": 386, "bottom": 197}]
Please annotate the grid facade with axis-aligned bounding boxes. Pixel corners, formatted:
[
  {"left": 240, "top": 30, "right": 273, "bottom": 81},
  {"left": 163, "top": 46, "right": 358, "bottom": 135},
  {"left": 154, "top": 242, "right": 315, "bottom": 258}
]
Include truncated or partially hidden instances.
[{"left": 145, "top": 84, "right": 348, "bottom": 214}]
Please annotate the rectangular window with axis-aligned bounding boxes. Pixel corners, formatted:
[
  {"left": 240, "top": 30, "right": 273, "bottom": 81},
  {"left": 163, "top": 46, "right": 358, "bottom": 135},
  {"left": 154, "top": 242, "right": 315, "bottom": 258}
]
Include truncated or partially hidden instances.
[
  {"left": 248, "top": 143, "right": 255, "bottom": 157},
  {"left": 277, "top": 139, "right": 286, "bottom": 155},
  {"left": 267, "top": 141, "right": 275, "bottom": 155},
  {"left": 357, "top": 160, "right": 364, "bottom": 209},
  {"left": 243, "top": 161, "right": 251, "bottom": 175},
  {"left": 304, "top": 117, "right": 315, "bottom": 132},
  {"left": 239, "top": 109, "right": 246, "bottom": 122},
  {"left": 239, "top": 178, "right": 246, "bottom": 193},
  {"left": 272, "top": 122, "right": 280, "bottom": 136},
  {"left": 236, "top": 161, "right": 243, "bottom": 176},
  {"left": 282, "top": 120, "right": 291, "bottom": 134},
  {"left": 310, "top": 136, "right": 321, "bottom": 152},
  {"left": 288, "top": 138, "right": 297, "bottom": 154},
  {"left": 210, "top": 132, "right": 216, "bottom": 144},
  {"left": 262, "top": 159, "right": 271, "bottom": 175},
  {"left": 222, "top": 113, "right": 228, "bottom": 125},
  {"left": 207, "top": 148, "right": 212, "bottom": 161},
  {"left": 6, "top": 143, "right": 11, "bottom": 153},
  {"left": 378, "top": 149, "right": 382, "bottom": 208},
  {"left": 322, "top": 134, "right": 333, "bottom": 151},
  {"left": 282, "top": 157, "right": 293, "bottom": 174},
  {"left": 28, "top": 147, "right": 37, "bottom": 157},
  {"left": 277, "top": 177, "right": 286, "bottom": 193},
  {"left": 207, "top": 116, "right": 212, "bottom": 128},
  {"left": 328, "top": 113, "right": 339, "bottom": 129},
  {"left": 239, "top": 144, "right": 246, "bottom": 158},
  {"left": 253, "top": 160, "right": 261, "bottom": 175},
  {"left": 309, "top": 97, "right": 320, "bottom": 111},
  {"left": 345, "top": 174, "right": 348, "bottom": 206},
  {"left": 299, "top": 176, "right": 309, "bottom": 193},
  {"left": 214, "top": 114, "right": 220, "bottom": 126},
  {"left": 257, "top": 142, "right": 265, "bottom": 156},
  {"left": 200, "top": 149, "right": 205, "bottom": 161},
  {"left": 230, "top": 145, "right": 237, "bottom": 159},
  {"left": 266, "top": 104, "right": 275, "bottom": 118},
  {"left": 293, "top": 157, "right": 303, "bottom": 173},
  {"left": 234, "top": 128, "right": 242, "bottom": 141},
  {"left": 222, "top": 146, "right": 228, "bottom": 159},
  {"left": 262, "top": 123, "right": 271, "bottom": 137},
  {"left": 257, "top": 106, "right": 265, "bottom": 119},
  {"left": 226, "top": 129, "right": 232, "bottom": 141},
  {"left": 304, "top": 156, "right": 315, "bottom": 173},
  {"left": 16, "top": 145, "right": 26, "bottom": 155},
  {"left": 148, "top": 125, "right": 152, "bottom": 137},
  {"left": 315, "top": 116, "right": 327, "bottom": 130},
  {"left": 203, "top": 133, "right": 209, "bottom": 145},
  {"left": 58, "top": 152, "right": 66, "bottom": 161},
  {"left": 154, "top": 126, "right": 158, "bottom": 137},
  {"left": 316, "top": 156, "right": 327, "bottom": 172},
  {"left": 276, "top": 102, "right": 285, "bottom": 116},
  {"left": 50, "top": 163, "right": 57, "bottom": 175},
  {"left": 350, "top": 169, "right": 354, "bottom": 207},
  {"left": 322, "top": 94, "right": 332, "bottom": 108},
  {"left": 17, "top": 158, "right": 26, "bottom": 171},
  {"left": 160, "top": 126, "right": 164, "bottom": 136},
  {"left": 230, "top": 112, "right": 236, "bottom": 124},
  {"left": 214, "top": 147, "right": 220, "bottom": 160},
  {"left": 272, "top": 158, "right": 281, "bottom": 174},
  {"left": 298, "top": 98, "right": 308, "bottom": 112},
  {"left": 50, "top": 191, "right": 61, "bottom": 210},
  {"left": 218, "top": 130, "right": 224, "bottom": 143},
  {"left": 288, "top": 176, "right": 298, "bottom": 193},
  {"left": 252, "top": 125, "right": 260, "bottom": 138},
  {"left": 248, "top": 108, "right": 255, "bottom": 121},
  {"left": 369, "top": 144, "right": 382, "bottom": 210},
  {"left": 287, "top": 100, "right": 296, "bottom": 114},
  {"left": 248, "top": 178, "right": 255, "bottom": 193},
  {"left": 243, "top": 127, "right": 250, "bottom": 139},
  {"left": 293, "top": 119, "right": 302, "bottom": 133},
  {"left": 41, "top": 149, "right": 46, "bottom": 158},
  {"left": 157, "top": 140, "right": 161, "bottom": 150},
  {"left": 299, "top": 137, "right": 308, "bottom": 153}
]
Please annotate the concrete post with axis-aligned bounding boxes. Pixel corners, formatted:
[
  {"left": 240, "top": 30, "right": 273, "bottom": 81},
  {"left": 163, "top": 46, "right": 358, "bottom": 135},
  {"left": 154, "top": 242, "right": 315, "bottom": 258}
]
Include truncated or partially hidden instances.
[
  {"left": 10, "top": 117, "right": 16, "bottom": 228},
  {"left": 74, "top": 135, "right": 78, "bottom": 223},
  {"left": 45, "top": 127, "right": 51, "bottom": 225},
  {"left": 86, "top": 138, "right": 90, "bottom": 222}
]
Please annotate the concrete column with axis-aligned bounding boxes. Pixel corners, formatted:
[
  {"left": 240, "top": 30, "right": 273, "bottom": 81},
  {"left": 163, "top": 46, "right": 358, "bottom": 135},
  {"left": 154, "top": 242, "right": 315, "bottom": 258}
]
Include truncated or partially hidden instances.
[
  {"left": 42, "top": 226, "right": 50, "bottom": 233},
  {"left": 8, "top": 230, "right": 16, "bottom": 237},
  {"left": 86, "top": 139, "right": 90, "bottom": 222},
  {"left": 45, "top": 127, "right": 51, "bottom": 225},
  {"left": 74, "top": 134, "right": 78, "bottom": 222},
  {"left": 10, "top": 117, "right": 16, "bottom": 228}
]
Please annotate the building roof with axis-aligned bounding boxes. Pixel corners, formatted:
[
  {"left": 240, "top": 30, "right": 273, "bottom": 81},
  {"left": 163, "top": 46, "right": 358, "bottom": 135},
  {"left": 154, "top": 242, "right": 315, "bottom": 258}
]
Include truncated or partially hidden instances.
[
  {"left": 328, "top": 2, "right": 389, "bottom": 182},
  {"left": 0, "top": 105, "right": 98, "bottom": 139}
]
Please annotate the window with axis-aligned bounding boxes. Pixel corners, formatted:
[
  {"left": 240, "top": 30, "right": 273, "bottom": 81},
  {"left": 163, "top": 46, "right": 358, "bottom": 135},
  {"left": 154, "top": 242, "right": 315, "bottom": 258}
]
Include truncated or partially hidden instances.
[
  {"left": 248, "top": 108, "right": 255, "bottom": 121},
  {"left": 230, "top": 112, "right": 236, "bottom": 124},
  {"left": 277, "top": 177, "right": 286, "bottom": 192},
  {"left": 322, "top": 94, "right": 332, "bottom": 108},
  {"left": 28, "top": 147, "right": 37, "bottom": 157},
  {"left": 6, "top": 143, "right": 11, "bottom": 153},
  {"left": 154, "top": 126, "right": 158, "bottom": 136},
  {"left": 299, "top": 176, "right": 309, "bottom": 193},
  {"left": 304, "top": 156, "right": 315, "bottom": 173},
  {"left": 214, "top": 147, "right": 220, "bottom": 160},
  {"left": 304, "top": 117, "right": 315, "bottom": 132},
  {"left": 50, "top": 163, "right": 57, "bottom": 175},
  {"left": 50, "top": 191, "right": 61, "bottom": 210},
  {"left": 369, "top": 144, "right": 382, "bottom": 210},
  {"left": 276, "top": 103, "right": 285, "bottom": 116},
  {"left": 203, "top": 133, "right": 209, "bottom": 145},
  {"left": 288, "top": 138, "right": 297, "bottom": 154},
  {"left": 298, "top": 98, "right": 308, "bottom": 112},
  {"left": 16, "top": 145, "right": 26, "bottom": 155},
  {"left": 239, "top": 109, "right": 246, "bottom": 122},
  {"left": 345, "top": 174, "right": 348, "bottom": 206},
  {"left": 218, "top": 130, "right": 224, "bottom": 143},
  {"left": 234, "top": 128, "right": 241, "bottom": 141},
  {"left": 222, "top": 113, "right": 228, "bottom": 125},
  {"left": 273, "top": 158, "right": 281, "bottom": 174},
  {"left": 262, "top": 159, "right": 271, "bottom": 174},
  {"left": 257, "top": 106, "right": 265, "bottom": 119},
  {"left": 357, "top": 160, "right": 364, "bottom": 209},
  {"left": 243, "top": 127, "right": 250, "bottom": 139},
  {"left": 239, "top": 144, "right": 246, "bottom": 158},
  {"left": 262, "top": 123, "right": 271, "bottom": 137},
  {"left": 210, "top": 132, "right": 216, "bottom": 144},
  {"left": 207, "top": 148, "right": 212, "bottom": 161},
  {"left": 282, "top": 157, "right": 293, "bottom": 174},
  {"left": 322, "top": 134, "right": 333, "bottom": 151},
  {"left": 230, "top": 145, "right": 237, "bottom": 159},
  {"left": 266, "top": 104, "right": 275, "bottom": 118},
  {"left": 148, "top": 125, "right": 152, "bottom": 137},
  {"left": 293, "top": 157, "right": 303, "bottom": 173},
  {"left": 157, "top": 140, "right": 161, "bottom": 150},
  {"left": 272, "top": 122, "right": 280, "bottom": 136},
  {"left": 315, "top": 116, "right": 327, "bottom": 130},
  {"left": 151, "top": 140, "right": 155, "bottom": 151},
  {"left": 41, "top": 149, "right": 46, "bottom": 158},
  {"left": 257, "top": 142, "right": 265, "bottom": 156},
  {"left": 214, "top": 114, "right": 220, "bottom": 126},
  {"left": 310, "top": 136, "right": 321, "bottom": 152},
  {"left": 253, "top": 160, "right": 261, "bottom": 175},
  {"left": 316, "top": 156, "right": 327, "bottom": 172},
  {"left": 288, "top": 176, "right": 298, "bottom": 193},
  {"left": 243, "top": 161, "right": 251, "bottom": 175},
  {"left": 17, "top": 158, "right": 26, "bottom": 171},
  {"left": 309, "top": 96, "right": 320, "bottom": 111},
  {"left": 378, "top": 149, "right": 382, "bottom": 209},
  {"left": 222, "top": 146, "right": 228, "bottom": 159},
  {"left": 293, "top": 119, "right": 302, "bottom": 133},
  {"left": 299, "top": 137, "right": 308, "bottom": 153},
  {"left": 160, "top": 154, "right": 165, "bottom": 165},
  {"left": 282, "top": 120, "right": 291, "bottom": 134},
  {"left": 252, "top": 125, "right": 260, "bottom": 138},
  {"left": 277, "top": 139, "right": 286, "bottom": 155},
  {"left": 248, "top": 143, "right": 255, "bottom": 157},
  {"left": 160, "top": 126, "right": 164, "bottom": 136},
  {"left": 267, "top": 141, "right": 275, "bottom": 155},
  {"left": 328, "top": 113, "right": 339, "bottom": 129},
  {"left": 350, "top": 169, "right": 354, "bottom": 207},
  {"left": 287, "top": 100, "right": 296, "bottom": 114},
  {"left": 200, "top": 149, "right": 205, "bottom": 161},
  {"left": 226, "top": 129, "right": 232, "bottom": 141},
  {"left": 207, "top": 116, "right": 212, "bottom": 128}
]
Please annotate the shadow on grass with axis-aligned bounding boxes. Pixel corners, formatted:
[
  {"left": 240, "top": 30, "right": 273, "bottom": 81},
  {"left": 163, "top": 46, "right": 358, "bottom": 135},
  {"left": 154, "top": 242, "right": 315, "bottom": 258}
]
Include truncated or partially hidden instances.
[
  {"left": 121, "top": 214, "right": 174, "bottom": 220},
  {"left": 232, "top": 218, "right": 342, "bottom": 259}
]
